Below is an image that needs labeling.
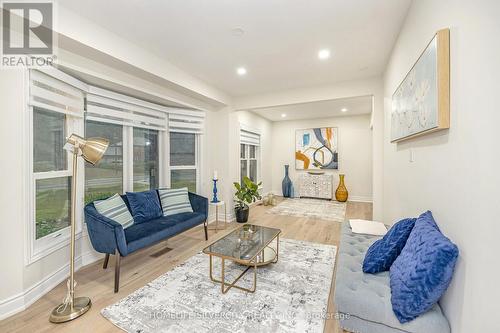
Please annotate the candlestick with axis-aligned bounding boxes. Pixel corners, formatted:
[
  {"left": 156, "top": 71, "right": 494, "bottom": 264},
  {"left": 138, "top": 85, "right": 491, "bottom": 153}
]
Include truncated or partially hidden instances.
[{"left": 211, "top": 178, "right": 219, "bottom": 203}]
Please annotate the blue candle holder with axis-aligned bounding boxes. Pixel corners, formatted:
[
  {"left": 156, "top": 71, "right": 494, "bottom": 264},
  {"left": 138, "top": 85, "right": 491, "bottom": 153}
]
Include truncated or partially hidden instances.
[{"left": 211, "top": 178, "right": 219, "bottom": 203}]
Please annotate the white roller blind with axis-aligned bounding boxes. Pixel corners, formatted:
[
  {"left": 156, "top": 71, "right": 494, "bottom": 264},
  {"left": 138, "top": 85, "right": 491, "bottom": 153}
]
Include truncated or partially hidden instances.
[
  {"left": 168, "top": 109, "right": 205, "bottom": 134},
  {"left": 240, "top": 129, "right": 260, "bottom": 146},
  {"left": 86, "top": 86, "right": 167, "bottom": 130},
  {"left": 29, "top": 69, "right": 85, "bottom": 117}
]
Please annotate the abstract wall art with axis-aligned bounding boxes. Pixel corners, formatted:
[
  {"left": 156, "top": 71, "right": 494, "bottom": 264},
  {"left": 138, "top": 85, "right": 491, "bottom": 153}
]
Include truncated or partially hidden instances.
[
  {"left": 295, "top": 127, "right": 338, "bottom": 170},
  {"left": 391, "top": 28, "right": 450, "bottom": 142}
]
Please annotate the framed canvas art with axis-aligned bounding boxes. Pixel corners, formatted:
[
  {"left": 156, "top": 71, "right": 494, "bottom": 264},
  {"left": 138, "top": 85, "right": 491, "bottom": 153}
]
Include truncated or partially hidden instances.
[
  {"left": 295, "top": 127, "right": 338, "bottom": 170},
  {"left": 391, "top": 28, "right": 450, "bottom": 142}
]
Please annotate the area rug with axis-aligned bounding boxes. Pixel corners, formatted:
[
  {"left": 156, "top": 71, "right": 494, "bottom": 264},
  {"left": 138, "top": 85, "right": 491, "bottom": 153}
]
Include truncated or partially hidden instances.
[
  {"left": 101, "top": 238, "right": 337, "bottom": 333},
  {"left": 267, "top": 198, "right": 346, "bottom": 222}
]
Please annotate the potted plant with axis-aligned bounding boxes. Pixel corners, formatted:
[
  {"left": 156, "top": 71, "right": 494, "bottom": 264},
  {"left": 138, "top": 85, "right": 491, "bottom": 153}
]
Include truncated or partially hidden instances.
[{"left": 233, "top": 176, "right": 262, "bottom": 223}]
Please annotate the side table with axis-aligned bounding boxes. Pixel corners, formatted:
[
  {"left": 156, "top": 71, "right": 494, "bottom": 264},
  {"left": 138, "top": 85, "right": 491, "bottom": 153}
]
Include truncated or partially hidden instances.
[{"left": 208, "top": 201, "right": 227, "bottom": 231}]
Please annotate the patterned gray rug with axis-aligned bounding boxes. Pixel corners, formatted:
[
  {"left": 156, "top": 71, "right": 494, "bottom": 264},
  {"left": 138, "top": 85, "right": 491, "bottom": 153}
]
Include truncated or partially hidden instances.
[
  {"left": 267, "top": 198, "right": 347, "bottom": 222},
  {"left": 102, "top": 238, "right": 337, "bottom": 333}
]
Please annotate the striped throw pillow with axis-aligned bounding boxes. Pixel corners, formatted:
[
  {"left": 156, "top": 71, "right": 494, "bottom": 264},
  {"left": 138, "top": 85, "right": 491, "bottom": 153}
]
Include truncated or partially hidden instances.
[
  {"left": 158, "top": 188, "right": 193, "bottom": 216},
  {"left": 94, "top": 194, "right": 134, "bottom": 229}
]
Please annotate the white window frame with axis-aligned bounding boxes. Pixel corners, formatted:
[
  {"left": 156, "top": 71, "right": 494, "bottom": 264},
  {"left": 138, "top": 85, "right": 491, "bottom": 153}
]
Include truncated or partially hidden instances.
[
  {"left": 83, "top": 119, "right": 126, "bottom": 202},
  {"left": 239, "top": 124, "right": 261, "bottom": 187},
  {"left": 168, "top": 132, "right": 200, "bottom": 193},
  {"left": 131, "top": 126, "right": 162, "bottom": 192},
  {"left": 83, "top": 122, "right": 164, "bottom": 196},
  {"left": 27, "top": 97, "right": 85, "bottom": 265},
  {"left": 240, "top": 144, "right": 260, "bottom": 184}
]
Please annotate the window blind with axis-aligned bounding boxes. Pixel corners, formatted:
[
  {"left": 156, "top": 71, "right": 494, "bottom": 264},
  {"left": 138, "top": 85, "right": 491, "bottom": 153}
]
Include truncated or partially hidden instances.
[
  {"left": 240, "top": 129, "right": 260, "bottom": 146},
  {"left": 29, "top": 69, "right": 85, "bottom": 117},
  {"left": 86, "top": 86, "right": 167, "bottom": 131},
  {"left": 168, "top": 109, "right": 205, "bottom": 134}
]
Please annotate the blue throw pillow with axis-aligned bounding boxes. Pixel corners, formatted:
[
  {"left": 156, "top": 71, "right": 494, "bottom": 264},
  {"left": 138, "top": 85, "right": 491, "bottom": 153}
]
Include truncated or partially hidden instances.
[
  {"left": 418, "top": 210, "right": 440, "bottom": 230},
  {"left": 362, "top": 217, "right": 416, "bottom": 273},
  {"left": 126, "top": 190, "right": 162, "bottom": 224},
  {"left": 390, "top": 211, "right": 459, "bottom": 323}
]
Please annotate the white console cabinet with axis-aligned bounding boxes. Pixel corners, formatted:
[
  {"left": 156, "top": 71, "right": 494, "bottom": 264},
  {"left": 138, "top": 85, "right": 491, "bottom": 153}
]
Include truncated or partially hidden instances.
[{"left": 298, "top": 173, "right": 333, "bottom": 199}]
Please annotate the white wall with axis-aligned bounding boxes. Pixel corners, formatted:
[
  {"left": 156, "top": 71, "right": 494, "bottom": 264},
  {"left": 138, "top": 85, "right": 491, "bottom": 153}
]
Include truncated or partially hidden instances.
[
  {"left": 203, "top": 106, "right": 233, "bottom": 219},
  {"left": 237, "top": 111, "right": 273, "bottom": 194},
  {"left": 271, "top": 114, "right": 372, "bottom": 201},
  {"left": 383, "top": 0, "right": 500, "bottom": 331},
  {"left": 234, "top": 77, "right": 384, "bottom": 219},
  {"left": 0, "top": 70, "right": 28, "bottom": 301}
]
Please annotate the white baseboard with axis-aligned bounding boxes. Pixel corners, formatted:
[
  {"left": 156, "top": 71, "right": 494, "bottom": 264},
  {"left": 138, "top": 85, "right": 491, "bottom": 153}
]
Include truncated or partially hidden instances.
[
  {"left": 270, "top": 191, "right": 372, "bottom": 203},
  {"left": 0, "top": 250, "right": 103, "bottom": 320},
  {"left": 348, "top": 195, "right": 373, "bottom": 203}
]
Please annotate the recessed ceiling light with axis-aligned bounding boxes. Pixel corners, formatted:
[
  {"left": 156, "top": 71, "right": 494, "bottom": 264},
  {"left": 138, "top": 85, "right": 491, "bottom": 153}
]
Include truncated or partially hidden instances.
[
  {"left": 318, "top": 49, "right": 331, "bottom": 60},
  {"left": 341, "top": 108, "right": 348, "bottom": 112},
  {"left": 236, "top": 67, "right": 247, "bottom": 76},
  {"left": 281, "top": 113, "right": 287, "bottom": 118}
]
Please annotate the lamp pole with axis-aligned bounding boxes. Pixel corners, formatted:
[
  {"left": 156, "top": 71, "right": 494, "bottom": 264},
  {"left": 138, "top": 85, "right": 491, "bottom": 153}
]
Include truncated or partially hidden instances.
[
  {"left": 68, "top": 145, "right": 78, "bottom": 309},
  {"left": 50, "top": 135, "right": 108, "bottom": 323}
]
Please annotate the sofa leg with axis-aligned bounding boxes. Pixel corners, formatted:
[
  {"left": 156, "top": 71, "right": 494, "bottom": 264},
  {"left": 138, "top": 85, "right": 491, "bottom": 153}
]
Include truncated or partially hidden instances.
[
  {"left": 204, "top": 221, "right": 208, "bottom": 241},
  {"left": 114, "top": 250, "right": 121, "bottom": 293},
  {"left": 103, "top": 253, "right": 110, "bottom": 269}
]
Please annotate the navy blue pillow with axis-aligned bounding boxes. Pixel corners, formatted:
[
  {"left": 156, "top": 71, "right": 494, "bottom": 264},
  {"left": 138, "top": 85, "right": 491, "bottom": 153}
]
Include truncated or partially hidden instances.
[
  {"left": 390, "top": 211, "right": 459, "bottom": 323},
  {"left": 362, "top": 218, "right": 416, "bottom": 273},
  {"left": 126, "top": 190, "right": 162, "bottom": 224},
  {"left": 418, "top": 210, "right": 440, "bottom": 230}
]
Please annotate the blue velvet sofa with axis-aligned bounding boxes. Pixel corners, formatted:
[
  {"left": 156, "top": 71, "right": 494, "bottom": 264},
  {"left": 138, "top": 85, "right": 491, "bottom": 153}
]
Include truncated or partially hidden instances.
[{"left": 84, "top": 191, "right": 208, "bottom": 292}]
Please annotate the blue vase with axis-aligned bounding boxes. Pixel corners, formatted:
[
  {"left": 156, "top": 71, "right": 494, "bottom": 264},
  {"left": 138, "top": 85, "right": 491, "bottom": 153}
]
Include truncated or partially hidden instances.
[{"left": 282, "top": 165, "right": 292, "bottom": 197}]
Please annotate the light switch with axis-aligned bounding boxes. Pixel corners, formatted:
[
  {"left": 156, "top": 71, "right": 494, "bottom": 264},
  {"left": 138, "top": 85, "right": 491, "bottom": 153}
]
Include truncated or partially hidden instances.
[{"left": 409, "top": 149, "right": 415, "bottom": 162}]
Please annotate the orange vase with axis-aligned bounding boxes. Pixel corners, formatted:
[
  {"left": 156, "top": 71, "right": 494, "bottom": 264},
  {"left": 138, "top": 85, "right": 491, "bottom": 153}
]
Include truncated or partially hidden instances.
[{"left": 335, "top": 174, "right": 348, "bottom": 202}]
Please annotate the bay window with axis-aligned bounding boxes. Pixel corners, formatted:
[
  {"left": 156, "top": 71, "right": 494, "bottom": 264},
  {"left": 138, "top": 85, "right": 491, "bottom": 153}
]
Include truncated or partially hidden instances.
[
  {"left": 35, "top": 176, "right": 71, "bottom": 239},
  {"left": 133, "top": 128, "right": 160, "bottom": 191},
  {"left": 28, "top": 68, "right": 86, "bottom": 262},
  {"left": 84, "top": 121, "right": 123, "bottom": 204},
  {"left": 28, "top": 68, "right": 204, "bottom": 263},
  {"left": 33, "top": 108, "right": 72, "bottom": 240},
  {"left": 170, "top": 132, "right": 198, "bottom": 192},
  {"left": 33, "top": 109, "right": 67, "bottom": 172}
]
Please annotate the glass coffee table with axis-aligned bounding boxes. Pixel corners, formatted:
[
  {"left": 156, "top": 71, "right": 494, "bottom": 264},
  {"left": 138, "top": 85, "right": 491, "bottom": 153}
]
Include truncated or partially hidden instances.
[{"left": 203, "top": 224, "right": 281, "bottom": 294}]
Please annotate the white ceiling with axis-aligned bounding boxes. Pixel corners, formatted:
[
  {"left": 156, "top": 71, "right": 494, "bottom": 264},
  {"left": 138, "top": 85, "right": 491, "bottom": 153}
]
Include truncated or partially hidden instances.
[
  {"left": 252, "top": 96, "right": 372, "bottom": 122},
  {"left": 59, "top": 0, "right": 411, "bottom": 97}
]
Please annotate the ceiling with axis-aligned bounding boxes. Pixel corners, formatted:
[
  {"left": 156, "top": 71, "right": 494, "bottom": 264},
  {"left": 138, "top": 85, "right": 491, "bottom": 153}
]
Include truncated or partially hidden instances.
[
  {"left": 59, "top": 0, "right": 411, "bottom": 97},
  {"left": 252, "top": 95, "right": 372, "bottom": 122}
]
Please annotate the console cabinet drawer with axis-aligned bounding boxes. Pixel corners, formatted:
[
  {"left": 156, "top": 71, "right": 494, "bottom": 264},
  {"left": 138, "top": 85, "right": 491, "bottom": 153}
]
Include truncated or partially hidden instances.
[{"left": 298, "top": 173, "right": 333, "bottom": 199}]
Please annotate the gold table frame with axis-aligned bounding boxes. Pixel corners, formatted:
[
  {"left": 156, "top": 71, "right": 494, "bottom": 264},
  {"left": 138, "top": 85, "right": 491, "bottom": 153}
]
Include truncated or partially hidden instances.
[
  {"left": 205, "top": 231, "right": 280, "bottom": 294},
  {"left": 208, "top": 201, "right": 227, "bottom": 231}
]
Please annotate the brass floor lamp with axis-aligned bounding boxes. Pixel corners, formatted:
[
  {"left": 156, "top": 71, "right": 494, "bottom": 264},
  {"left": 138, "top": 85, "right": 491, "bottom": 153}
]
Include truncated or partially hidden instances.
[{"left": 49, "top": 134, "right": 109, "bottom": 323}]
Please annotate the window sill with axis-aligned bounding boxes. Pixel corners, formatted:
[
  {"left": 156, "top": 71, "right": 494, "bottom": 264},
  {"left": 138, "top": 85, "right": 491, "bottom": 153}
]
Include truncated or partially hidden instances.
[{"left": 26, "top": 228, "right": 85, "bottom": 266}]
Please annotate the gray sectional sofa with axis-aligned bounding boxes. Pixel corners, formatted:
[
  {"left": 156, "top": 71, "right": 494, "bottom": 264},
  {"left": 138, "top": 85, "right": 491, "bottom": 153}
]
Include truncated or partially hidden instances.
[{"left": 334, "top": 222, "right": 450, "bottom": 333}]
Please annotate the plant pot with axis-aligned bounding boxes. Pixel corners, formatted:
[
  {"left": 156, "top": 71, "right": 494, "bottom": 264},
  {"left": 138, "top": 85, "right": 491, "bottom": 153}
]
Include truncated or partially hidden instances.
[{"left": 235, "top": 206, "right": 249, "bottom": 223}]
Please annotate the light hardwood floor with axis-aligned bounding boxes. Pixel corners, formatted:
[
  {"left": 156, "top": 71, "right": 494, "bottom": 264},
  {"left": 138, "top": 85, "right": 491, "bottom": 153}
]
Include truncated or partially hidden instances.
[{"left": 0, "top": 199, "right": 372, "bottom": 333}]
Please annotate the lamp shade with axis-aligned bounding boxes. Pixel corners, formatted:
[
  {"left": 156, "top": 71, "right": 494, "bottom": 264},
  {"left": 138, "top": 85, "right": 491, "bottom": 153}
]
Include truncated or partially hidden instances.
[
  {"left": 66, "top": 134, "right": 109, "bottom": 165},
  {"left": 81, "top": 138, "right": 109, "bottom": 165}
]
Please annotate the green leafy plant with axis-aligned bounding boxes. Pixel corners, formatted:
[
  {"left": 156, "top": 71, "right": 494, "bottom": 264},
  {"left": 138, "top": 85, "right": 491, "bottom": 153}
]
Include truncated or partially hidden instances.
[{"left": 233, "top": 176, "right": 262, "bottom": 210}]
